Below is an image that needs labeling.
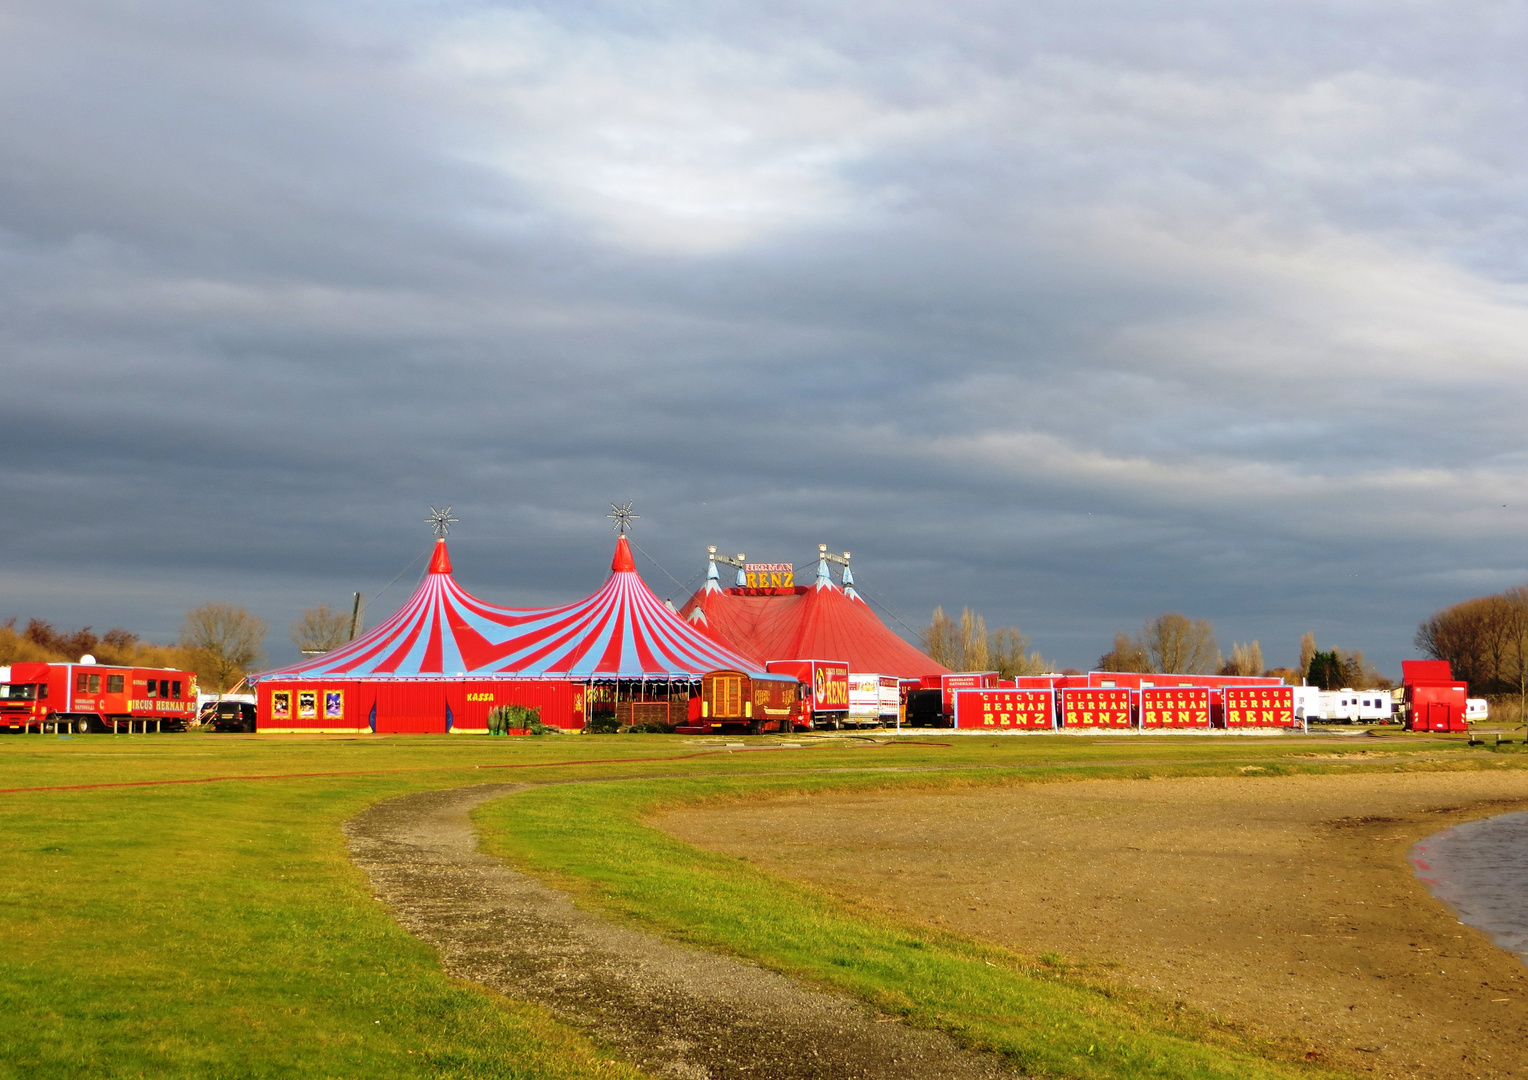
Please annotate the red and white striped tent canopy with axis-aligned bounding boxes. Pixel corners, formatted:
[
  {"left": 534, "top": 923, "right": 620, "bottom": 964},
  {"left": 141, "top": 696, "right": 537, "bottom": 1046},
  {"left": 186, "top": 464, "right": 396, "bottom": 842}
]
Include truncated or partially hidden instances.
[{"left": 254, "top": 536, "right": 759, "bottom": 681}]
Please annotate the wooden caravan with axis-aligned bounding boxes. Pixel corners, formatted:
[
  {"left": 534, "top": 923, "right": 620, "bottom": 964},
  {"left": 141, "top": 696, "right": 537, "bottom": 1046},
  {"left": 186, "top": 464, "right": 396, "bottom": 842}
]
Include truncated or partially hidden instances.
[{"left": 687, "top": 669, "right": 802, "bottom": 735}]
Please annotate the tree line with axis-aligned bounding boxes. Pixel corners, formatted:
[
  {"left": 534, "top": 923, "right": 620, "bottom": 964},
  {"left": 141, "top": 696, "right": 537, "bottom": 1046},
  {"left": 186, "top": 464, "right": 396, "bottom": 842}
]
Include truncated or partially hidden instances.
[
  {"left": 1, "top": 600, "right": 357, "bottom": 695},
  {"left": 1415, "top": 585, "right": 1528, "bottom": 708},
  {"left": 0, "top": 606, "right": 269, "bottom": 693}
]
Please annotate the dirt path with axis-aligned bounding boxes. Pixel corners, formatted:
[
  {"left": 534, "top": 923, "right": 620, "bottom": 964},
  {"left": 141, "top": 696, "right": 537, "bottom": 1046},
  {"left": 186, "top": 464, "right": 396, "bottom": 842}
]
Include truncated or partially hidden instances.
[
  {"left": 345, "top": 783, "right": 1022, "bottom": 1080},
  {"left": 658, "top": 770, "right": 1528, "bottom": 1080}
]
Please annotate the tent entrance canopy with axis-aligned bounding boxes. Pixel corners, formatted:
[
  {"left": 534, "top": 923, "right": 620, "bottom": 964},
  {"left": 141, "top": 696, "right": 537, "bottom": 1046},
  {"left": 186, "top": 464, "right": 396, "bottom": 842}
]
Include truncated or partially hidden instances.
[{"left": 586, "top": 676, "right": 700, "bottom": 729}]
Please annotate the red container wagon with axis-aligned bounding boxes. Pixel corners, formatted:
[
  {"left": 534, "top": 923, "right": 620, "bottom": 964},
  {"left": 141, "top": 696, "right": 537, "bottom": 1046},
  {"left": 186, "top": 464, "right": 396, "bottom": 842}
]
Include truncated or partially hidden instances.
[
  {"left": 259, "top": 678, "right": 587, "bottom": 734},
  {"left": 953, "top": 688, "right": 1055, "bottom": 731},
  {"left": 0, "top": 661, "right": 197, "bottom": 733},
  {"left": 1223, "top": 686, "right": 1298, "bottom": 730},
  {"left": 1014, "top": 673, "right": 1078, "bottom": 691},
  {"left": 1399, "top": 660, "right": 1468, "bottom": 732},
  {"left": 765, "top": 659, "right": 848, "bottom": 731},
  {"left": 1060, "top": 687, "right": 1133, "bottom": 729},
  {"left": 941, "top": 672, "right": 999, "bottom": 709},
  {"left": 1139, "top": 686, "right": 1211, "bottom": 729},
  {"left": 905, "top": 671, "right": 999, "bottom": 727}
]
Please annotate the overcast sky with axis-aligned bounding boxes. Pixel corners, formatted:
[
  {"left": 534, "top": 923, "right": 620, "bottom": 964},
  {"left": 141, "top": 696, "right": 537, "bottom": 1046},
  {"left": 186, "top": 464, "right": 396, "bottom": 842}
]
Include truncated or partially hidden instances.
[{"left": 4, "top": 0, "right": 1527, "bottom": 674}]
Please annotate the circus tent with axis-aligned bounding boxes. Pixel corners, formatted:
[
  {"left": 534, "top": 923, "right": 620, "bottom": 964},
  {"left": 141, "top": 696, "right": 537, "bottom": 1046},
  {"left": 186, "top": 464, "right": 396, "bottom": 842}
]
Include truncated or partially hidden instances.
[
  {"left": 677, "top": 552, "right": 950, "bottom": 680},
  {"left": 253, "top": 535, "right": 761, "bottom": 733}
]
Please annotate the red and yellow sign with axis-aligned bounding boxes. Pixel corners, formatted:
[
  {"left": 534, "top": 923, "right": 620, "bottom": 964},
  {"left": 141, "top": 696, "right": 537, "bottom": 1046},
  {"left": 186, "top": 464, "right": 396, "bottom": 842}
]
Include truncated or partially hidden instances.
[
  {"left": 744, "top": 563, "right": 794, "bottom": 588},
  {"left": 953, "top": 689, "right": 1054, "bottom": 729},
  {"left": 1061, "top": 688, "right": 1133, "bottom": 728},
  {"left": 1140, "top": 687, "right": 1210, "bottom": 728},
  {"left": 1224, "top": 686, "right": 1295, "bottom": 727}
]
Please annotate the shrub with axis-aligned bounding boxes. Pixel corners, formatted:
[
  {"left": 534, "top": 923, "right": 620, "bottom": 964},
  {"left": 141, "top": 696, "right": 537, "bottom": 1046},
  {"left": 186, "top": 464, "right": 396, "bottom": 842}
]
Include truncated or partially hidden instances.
[{"left": 486, "top": 704, "right": 547, "bottom": 735}]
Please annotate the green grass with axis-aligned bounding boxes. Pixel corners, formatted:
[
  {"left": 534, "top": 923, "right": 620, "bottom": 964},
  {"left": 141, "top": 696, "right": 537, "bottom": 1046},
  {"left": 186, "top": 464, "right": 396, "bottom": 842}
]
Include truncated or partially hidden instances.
[{"left": 0, "top": 729, "right": 1508, "bottom": 1078}]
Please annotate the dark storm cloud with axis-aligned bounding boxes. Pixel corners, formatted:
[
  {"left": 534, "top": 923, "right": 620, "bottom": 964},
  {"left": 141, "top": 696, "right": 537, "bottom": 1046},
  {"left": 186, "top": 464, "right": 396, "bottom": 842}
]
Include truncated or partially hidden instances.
[{"left": 3, "top": 0, "right": 1527, "bottom": 672}]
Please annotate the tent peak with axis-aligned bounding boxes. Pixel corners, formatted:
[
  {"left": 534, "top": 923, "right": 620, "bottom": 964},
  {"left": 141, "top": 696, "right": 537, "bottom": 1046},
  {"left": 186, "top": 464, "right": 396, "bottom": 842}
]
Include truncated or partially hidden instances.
[
  {"left": 612, "top": 534, "right": 636, "bottom": 573},
  {"left": 428, "top": 538, "right": 453, "bottom": 575}
]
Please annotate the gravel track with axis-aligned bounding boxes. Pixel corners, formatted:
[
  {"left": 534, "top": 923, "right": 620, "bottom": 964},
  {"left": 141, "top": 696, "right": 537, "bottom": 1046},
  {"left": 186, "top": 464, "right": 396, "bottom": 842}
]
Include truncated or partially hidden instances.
[{"left": 345, "top": 783, "right": 1024, "bottom": 1080}]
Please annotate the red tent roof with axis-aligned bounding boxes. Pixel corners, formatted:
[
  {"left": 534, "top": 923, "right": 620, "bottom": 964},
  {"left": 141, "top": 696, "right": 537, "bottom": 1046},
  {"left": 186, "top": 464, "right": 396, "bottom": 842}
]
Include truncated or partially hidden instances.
[
  {"left": 256, "top": 536, "right": 760, "bottom": 681},
  {"left": 678, "top": 573, "right": 949, "bottom": 679}
]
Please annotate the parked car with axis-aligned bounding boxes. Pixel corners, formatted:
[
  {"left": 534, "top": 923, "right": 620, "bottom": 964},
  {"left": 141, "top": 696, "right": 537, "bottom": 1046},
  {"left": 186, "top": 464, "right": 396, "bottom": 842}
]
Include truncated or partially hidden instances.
[{"left": 205, "top": 701, "right": 257, "bottom": 733}]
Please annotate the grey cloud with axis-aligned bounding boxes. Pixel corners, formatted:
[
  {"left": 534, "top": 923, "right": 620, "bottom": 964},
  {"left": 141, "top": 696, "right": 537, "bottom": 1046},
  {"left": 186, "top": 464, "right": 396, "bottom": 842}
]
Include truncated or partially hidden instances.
[{"left": 3, "top": 0, "right": 1526, "bottom": 675}]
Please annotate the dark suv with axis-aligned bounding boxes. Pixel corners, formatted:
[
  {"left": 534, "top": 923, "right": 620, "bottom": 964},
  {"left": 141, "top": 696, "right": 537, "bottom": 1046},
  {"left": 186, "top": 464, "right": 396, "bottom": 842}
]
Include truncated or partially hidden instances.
[{"left": 205, "top": 701, "right": 257, "bottom": 733}]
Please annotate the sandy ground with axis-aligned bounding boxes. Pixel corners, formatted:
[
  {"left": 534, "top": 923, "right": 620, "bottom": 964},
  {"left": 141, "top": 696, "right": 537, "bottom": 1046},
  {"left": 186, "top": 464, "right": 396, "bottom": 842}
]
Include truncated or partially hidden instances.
[
  {"left": 346, "top": 784, "right": 1022, "bottom": 1080},
  {"left": 655, "top": 768, "right": 1528, "bottom": 1080}
]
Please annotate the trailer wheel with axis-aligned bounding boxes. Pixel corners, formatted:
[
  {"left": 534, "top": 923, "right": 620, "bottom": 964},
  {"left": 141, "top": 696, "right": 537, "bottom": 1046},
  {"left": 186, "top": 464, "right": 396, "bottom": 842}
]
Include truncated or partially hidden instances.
[{"left": 749, "top": 719, "right": 762, "bottom": 736}]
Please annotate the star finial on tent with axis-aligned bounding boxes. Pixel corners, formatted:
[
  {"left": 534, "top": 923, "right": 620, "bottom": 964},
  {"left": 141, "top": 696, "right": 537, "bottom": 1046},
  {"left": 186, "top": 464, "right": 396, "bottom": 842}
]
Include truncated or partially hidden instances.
[
  {"left": 426, "top": 506, "right": 458, "bottom": 537},
  {"left": 606, "top": 501, "right": 639, "bottom": 534}
]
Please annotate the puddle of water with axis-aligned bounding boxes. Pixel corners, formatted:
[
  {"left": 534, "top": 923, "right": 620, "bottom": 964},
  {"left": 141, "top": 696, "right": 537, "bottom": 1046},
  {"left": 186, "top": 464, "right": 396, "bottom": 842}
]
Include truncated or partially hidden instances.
[{"left": 1413, "top": 810, "right": 1528, "bottom": 963}]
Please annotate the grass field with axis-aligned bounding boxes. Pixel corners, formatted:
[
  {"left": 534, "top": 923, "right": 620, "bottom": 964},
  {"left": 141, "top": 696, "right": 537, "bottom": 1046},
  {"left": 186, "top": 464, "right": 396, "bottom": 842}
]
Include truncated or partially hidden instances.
[{"left": 0, "top": 729, "right": 1514, "bottom": 1079}]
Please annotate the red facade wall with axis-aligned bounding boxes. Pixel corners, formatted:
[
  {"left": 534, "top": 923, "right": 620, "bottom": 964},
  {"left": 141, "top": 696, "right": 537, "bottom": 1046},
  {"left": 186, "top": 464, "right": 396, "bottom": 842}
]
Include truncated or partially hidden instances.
[
  {"left": 258, "top": 679, "right": 586, "bottom": 734},
  {"left": 953, "top": 689, "right": 1055, "bottom": 730},
  {"left": 1061, "top": 688, "right": 1133, "bottom": 729},
  {"left": 1140, "top": 687, "right": 1211, "bottom": 729},
  {"left": 1223, "top": 686, "right": 1296, "bottom": 728}
]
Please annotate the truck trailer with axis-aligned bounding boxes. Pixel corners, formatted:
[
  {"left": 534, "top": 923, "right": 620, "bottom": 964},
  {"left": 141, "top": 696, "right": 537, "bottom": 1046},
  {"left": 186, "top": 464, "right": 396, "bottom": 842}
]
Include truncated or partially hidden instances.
[
  {"left": 766, "top": 659, "right": 848, "bottom": 730},
  {"left": 0, "top": 660, "right": 199, "bottom": 733}
]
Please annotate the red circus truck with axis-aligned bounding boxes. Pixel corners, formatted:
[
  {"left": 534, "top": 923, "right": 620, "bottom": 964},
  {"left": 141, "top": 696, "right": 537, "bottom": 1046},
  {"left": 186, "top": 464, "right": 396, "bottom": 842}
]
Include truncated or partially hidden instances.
[
  {"left": 765, "top": 659, "right": 849, "bottom": 730},
  {"left": 679, "top": 670, "right": 804, "bottom": 734},
  {"left": 0, "top": 661, "right": 198, "bottom": 733}
]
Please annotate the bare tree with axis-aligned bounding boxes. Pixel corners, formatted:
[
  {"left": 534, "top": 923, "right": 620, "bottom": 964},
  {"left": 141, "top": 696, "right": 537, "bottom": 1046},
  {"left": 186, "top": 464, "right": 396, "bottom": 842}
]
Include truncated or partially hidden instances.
[
  {"left": 1222, "top": 640, "right": 1264, "bottom": 677},
  {"left": 924, "top": 606, "right": 1048, "bottom": 673},
  {"left": 1502, "top": 586, "right": 1528, "bottom": 722},
  {"left": 1097, "top": 631, "right": 1150, "bottom": 672},
  {"left": 181, "top": 603, "right": 267, "bottom": 694},
  {"left": 1141, "top": 613, "right": 1220, "bottom": 674},
  {"left": 1418, "top": 593, "right": 1520, "bottom": 694},
  {"left": 291, "top": 604, "right": 350, "bottom": 655},
  {"left": 960, "top": 608, "right": 990, "bottom": 672},
  {"left": 922, "top": 607, "right": 961, "bottom": 669},
  {"left": 1298, "top": 632, "right": 1317, "bottom": 678},
  {"left": 992, "top": 626, "right": 1049, "bottom": 678}
]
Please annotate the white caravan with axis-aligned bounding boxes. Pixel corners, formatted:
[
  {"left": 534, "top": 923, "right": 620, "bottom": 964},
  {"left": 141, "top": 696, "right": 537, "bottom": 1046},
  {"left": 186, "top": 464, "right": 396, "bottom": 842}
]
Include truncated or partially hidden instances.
[{"left": 1318, "top": 689, "right": 1393, "bottom": 723}]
